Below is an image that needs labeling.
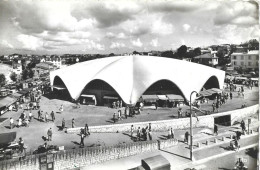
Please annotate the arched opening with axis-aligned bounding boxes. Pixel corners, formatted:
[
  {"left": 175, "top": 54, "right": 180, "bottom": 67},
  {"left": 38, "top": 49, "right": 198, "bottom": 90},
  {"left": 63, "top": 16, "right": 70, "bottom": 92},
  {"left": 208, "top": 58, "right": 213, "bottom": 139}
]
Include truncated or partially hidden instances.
[
  {"left": 141, "top": 80, "right": 186, "bottom": 107},
  {"left": 80, "top": 79, "right": 122, "bottom": 107},
  {"left": 201, "top": 76, "right": 220, "bottom": 90},
  {"left": 51, "top": 76, "right": 71, "bottom": 101}
]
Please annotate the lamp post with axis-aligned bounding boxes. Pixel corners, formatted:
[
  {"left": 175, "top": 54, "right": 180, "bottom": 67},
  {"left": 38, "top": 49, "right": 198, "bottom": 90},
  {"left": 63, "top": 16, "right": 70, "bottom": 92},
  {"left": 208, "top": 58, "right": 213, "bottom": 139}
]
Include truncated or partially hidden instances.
[{"left": 190, "top": 91, "right": 199, "bottom": 161}]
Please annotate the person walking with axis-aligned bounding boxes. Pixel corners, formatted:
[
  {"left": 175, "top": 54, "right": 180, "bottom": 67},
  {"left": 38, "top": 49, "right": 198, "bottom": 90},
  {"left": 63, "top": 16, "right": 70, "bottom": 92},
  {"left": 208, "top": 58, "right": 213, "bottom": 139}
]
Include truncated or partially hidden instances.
[
  {"left": 212, "top": 102, "right": 215, "bottom": 113},
  {"left": 29, "top": 111, "right": 33, "bottom": 122},
  {"left": 148, "top": 123, "right": 152, "bottom": 132},
  {"left": 137, "top": 127, "right": 141, "bottom": 141},
  {"left": 113, "top": 112, "right": 116, "bottom": 123},
  {"left": 178, "top": 108, "right": 182, "bottom": 118},
  {"left": 45, "top": 112, "right": 49, "bottom": 122},
  {"left": 38, "top": 110, "right": 41, "bottom": 120},
  {"left": 241, "top": 120, "right": 246, "bottom": 134},
  {"left": 10, "top": 117, "right": 14, "bottom": 129},
  {"left": 216, "top": 102, "right": 219, "bottom": 113},
  {"left": 230, "top": 92, "right": 233, "bottom": 100},
  {"left": 194, "top": 112, "right": 199, "bottom": 121},
  {"left": 148, "top": 130, "right": 152, "bottom": 140},
  {"left": 59, "top": 105, "right": 63, "bottom": 113},
  {"left": 18, "top": 137, "right": 24, "bottom": 153},
  {"left": 184, "top": 131, "right": 189, "bottom": 144},
  {"left": 79, "top": 132, "right": 85, "bottom": 147},
  {"left": 47, "top": 128, "right": 52, "bottom": 141},
  {"left": 62, "top": 118, "right": 65, "bottom": 130},
  {"left": 50, "top": 111, "right": 55, "bottom": 121},
  {"left": 168, "top": 128, "right": 171, "bottom": 139},
  {"left": 170, "top": 128, "right": 174, "bottom": 139},
  {"left": 72, "top": 118, "right": 75, "bottom": 128},
  {"left": 130, "top": 125, "right": 134, "bottom": 138},
  {"left": 84, "top": 124, "right": 90, "bottom": 136},
  {"left": 17, "top": 118, "right": 22, "bottom": 128},
  {"left": 118, "top": 110, "right": 122, "bottom": 120},
  {"left": 214, "top": 124, "right": 218, "bottom": 135}
]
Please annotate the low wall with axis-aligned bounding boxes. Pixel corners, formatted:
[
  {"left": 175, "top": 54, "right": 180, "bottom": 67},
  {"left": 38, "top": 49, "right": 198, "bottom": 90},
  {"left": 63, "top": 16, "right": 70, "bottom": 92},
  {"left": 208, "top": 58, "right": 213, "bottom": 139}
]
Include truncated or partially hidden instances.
[
  {"left": 67, "top": 104, "right": 259, "bottom": 134},
  {"left": 0, "top": 139, "right": 178, "bottom": 170}
]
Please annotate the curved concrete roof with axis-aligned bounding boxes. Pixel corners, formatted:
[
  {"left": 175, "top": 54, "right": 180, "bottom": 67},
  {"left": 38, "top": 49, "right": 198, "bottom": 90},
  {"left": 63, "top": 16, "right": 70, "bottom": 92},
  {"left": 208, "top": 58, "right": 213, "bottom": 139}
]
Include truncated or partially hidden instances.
[{"left": 50, "top": 55, "right": 225, "bottom": 104}]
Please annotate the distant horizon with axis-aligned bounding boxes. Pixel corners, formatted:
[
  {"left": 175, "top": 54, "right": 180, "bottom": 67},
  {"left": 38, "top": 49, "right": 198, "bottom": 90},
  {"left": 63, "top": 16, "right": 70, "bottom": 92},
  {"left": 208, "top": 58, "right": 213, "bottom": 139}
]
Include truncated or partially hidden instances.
[{"left": 0, "top": 0, "right": 258, "bottom": 55}]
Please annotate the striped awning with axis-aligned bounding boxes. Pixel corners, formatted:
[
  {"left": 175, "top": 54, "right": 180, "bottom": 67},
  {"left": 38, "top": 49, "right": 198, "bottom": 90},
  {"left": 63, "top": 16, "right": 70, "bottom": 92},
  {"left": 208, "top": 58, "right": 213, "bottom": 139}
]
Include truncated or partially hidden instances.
[{"left": 166, "top": 94, "right": 184, "bottom": 101}]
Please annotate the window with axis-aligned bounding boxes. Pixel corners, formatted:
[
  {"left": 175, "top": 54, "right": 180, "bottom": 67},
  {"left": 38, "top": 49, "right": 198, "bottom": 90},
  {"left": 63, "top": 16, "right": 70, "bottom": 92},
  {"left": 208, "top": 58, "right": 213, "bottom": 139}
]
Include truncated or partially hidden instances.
[
  {"left": 240, "top": 56, "right": 244, "bottom": 60},
  {"left": 233, "top": 61, "right": 237, "bottom": 66},
  {"left": 241, "top": 61, "right": 244, "bottom": 66},
  {"left": 233, "top": 56, "right": 236, "bottom": 59},
  {"left": 248, "top": 62, "right": 251, "bottom": 66},
  {"left": 248, "top": 56, "right": 251, "bottom": 60}
]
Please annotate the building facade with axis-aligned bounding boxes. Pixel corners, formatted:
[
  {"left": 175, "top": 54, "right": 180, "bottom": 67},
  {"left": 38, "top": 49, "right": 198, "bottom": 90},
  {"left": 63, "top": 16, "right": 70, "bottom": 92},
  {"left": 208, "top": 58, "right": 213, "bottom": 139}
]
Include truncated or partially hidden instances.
[{"left": 231, "top": 50, "right": 259, "bottom": 69}]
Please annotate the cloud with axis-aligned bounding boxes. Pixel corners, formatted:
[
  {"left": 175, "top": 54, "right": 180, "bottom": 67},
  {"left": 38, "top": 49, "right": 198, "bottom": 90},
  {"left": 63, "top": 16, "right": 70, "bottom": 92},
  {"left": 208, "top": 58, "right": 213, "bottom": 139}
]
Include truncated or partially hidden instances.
[
  {"left": 106, "top": 32, "right": 127, "bottom": 39},
  {"left": 110, "top": 42, "right": 126, "bottom": 49},
  {"left": 0, "top": 40, "right": 14, "bottom": 49},
  {"left": 214, "top": 1, "right": 258, "bottom": 26},
  {"left": 73, "top": 1, "right": 140, "bottom": 28},
  {"left": 85, "top": 40, "right": 105, "bottom": 51},
  {"left": 183, "top": 24, "right": 191, "bottom": 32},
  {"left": 151, "top": 19, "right": 173, "bottom": 35},
  {"left": 150, "top": 39, "right": 158, "bottom": 47},
  {"left": 17, "top": 34, "right": 42, "bottom": 51},
  {"left": 149, "top": 1, "right": 203, "bottom": 13},
  {"left": 131, "top": 38, "right": 143, "bottom": 47}
]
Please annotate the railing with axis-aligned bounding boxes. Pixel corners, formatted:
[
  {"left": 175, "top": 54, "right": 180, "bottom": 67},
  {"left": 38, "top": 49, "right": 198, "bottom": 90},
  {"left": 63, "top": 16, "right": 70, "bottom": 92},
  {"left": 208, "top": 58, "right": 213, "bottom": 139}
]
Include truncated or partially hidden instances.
[{"left": 0, "top": 138, "right": 178, "bottom": 170}]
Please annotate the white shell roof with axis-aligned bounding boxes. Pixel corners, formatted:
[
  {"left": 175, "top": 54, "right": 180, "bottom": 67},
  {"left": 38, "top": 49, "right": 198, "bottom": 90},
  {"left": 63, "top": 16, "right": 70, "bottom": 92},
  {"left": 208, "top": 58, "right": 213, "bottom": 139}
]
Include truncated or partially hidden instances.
[{"left": 50, "top": 55, "right": 225, "bottom": 104}]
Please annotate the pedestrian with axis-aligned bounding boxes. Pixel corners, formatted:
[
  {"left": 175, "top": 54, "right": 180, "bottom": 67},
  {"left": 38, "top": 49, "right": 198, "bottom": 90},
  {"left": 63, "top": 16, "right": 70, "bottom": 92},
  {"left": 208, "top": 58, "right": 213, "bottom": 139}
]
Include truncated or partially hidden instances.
[
  {"left": 113, "top": 112, "right": 116, "bottom": 123},
  {"left": 72, "top": 118, "right": 75, "bottom": 128},
  {"left": 212, "top": 102, "right": 216, "bottom": 112},
  {"left": 241, "top": 120, "right": 246, "bottom": 134},
  {"left": 230, "top": 92, "right": 233, "bottom": 100},
  {"left": 45, "top": 112, "right": 49, "bottom": 122},
  {"left": 184, "top": 131, "right": 189, "bottom": 144},
  {"left": 119, "top": 100, "right": 123, "bottom": 108},
  {"left": 10, "top": 117, "right": 14, "bottom": 129},
  {"left": 125, "top": 109, "right": 128, "bottom": 119},
  {"left": 18, "top": 137, "right": 24, "bottom": 153},
  {"left": 148, "top": 130, "right": 152, "bottom": 140},
  {"left": 79, "top": 132, "right": 85, "bottom": 147},
  {"left": 170, "top": 128, "right": 174, "bottom": 139},
  {"left": 155, "top": 102, "right": 158, "bottom": 110},
  {"left": 194, "top": 111, "right": 199, "bottom": 121},
  {"left": 17, "top": 118, "right": 22, "bottom": 128},
  {"left": 137, "top": 127, "right": 141, "bottom": 141},
  {"left": 38, "top": 110, "right": 41, "bottom": 120},
  {"left": 148, "top": 123, "right": 151, "bottom": 131},
  {"left": 178, "top": 108, "right": 182, "bottom": 118},
  {"left": 59, "top": 105, "right": 63, "bottom": 113},
  {"left": 168, "top": 128, "right": 171, "bottom": 139},
  {"left": 47, "top": 128, "right": 52, "bottom": 141},
  {"left": 29, "top": 111, "right": 33, "bottom": 121},
  {"left": 50, "top": 111, "right": 55, "bottom": 121},
  {"left": 236, "top": 131, "right": 242, "bottom": 141},
  {"left": 214, "top": 124, "right": 218, "bottom": 135},
  {"left": 84, "top": 123, "right": 90, "bottom": 136},
  {"left": 62, "top": 118, "right": 65, "bottom": 130},
  {"left": 118, "top": 110, "right": 122, "bottom": 120},
  {"left": 130, "top": 125, "right": 134, "bottom": 138},
  {"left": 216, "top": 102, "right": 219, "bottom": 113}
]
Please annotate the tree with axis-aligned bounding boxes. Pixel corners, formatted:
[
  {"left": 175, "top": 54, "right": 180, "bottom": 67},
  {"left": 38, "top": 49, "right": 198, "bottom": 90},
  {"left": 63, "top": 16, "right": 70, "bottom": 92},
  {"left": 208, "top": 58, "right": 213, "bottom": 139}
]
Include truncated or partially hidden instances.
[
  {"left": 109, "top": 53, "right": 115, "bottom": 57},
  {"left": 0, "top": 74, "right": 6, "bottom": 86},
  {"left": 194, "top": 47, "right": 201, "bottom": 56},
  {"left": 177, "top": 45, "right": 187, "bottom": 59},
  {"left": 248, "top": 39, "right": 259, "bottom": 50},
  {"left": 161, "top": 51, "right": 174, "bottom": 58},
  {"left": 10, "top": 72, "right": 17, "bottom": 82},
  {"left": 22, "top": 69, "right": 28, "bottom": 80},
  {"left": 28, "top": 69, "right": 34, "bottom": 78}
]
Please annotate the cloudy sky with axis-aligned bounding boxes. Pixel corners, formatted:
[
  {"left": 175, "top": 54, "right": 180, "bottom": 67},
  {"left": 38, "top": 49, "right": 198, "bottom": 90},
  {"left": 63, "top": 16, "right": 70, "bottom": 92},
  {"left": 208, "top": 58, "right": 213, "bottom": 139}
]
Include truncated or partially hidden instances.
[{"left": 0, "top": 0, "right": 259, "bottom": 55}]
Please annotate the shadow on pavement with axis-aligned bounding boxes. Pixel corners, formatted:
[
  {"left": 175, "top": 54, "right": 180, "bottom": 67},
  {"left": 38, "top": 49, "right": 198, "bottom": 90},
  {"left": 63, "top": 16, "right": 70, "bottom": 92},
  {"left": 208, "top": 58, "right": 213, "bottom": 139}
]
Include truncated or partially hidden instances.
[
  {"left": 72, "top": 141, "right": 80, "bottom": 145},
  {"left": 160, "top": 149, "right": 190, "bottom": 160}
]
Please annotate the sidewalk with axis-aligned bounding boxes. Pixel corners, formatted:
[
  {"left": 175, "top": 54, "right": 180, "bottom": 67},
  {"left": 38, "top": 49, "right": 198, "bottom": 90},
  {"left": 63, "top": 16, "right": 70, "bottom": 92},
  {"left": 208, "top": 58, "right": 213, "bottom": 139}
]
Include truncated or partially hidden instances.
[{"left": 81, "top": 114, "right": 259, "bottom": 170}]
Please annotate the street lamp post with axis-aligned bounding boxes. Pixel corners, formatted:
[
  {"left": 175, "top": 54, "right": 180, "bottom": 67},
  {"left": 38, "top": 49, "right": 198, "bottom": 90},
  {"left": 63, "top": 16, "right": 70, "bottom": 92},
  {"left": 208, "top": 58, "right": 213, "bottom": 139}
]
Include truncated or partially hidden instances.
[{"left": 190, "top": 91, "right": 198, "bottom": 161}]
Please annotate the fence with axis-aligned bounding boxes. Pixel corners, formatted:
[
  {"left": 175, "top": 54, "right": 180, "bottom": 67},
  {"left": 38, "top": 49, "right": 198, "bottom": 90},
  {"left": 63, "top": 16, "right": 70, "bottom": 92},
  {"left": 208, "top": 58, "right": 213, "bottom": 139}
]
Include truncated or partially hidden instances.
[{"left": 0, "top": 138, "right": 178, "bottom": 170}]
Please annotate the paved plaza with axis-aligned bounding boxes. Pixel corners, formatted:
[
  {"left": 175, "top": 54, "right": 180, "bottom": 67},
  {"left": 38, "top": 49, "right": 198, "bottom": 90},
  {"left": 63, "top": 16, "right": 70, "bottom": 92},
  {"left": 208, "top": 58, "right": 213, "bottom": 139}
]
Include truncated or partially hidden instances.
[{"left": 0, "top": 85, "right": 258, "bottom": 154}]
